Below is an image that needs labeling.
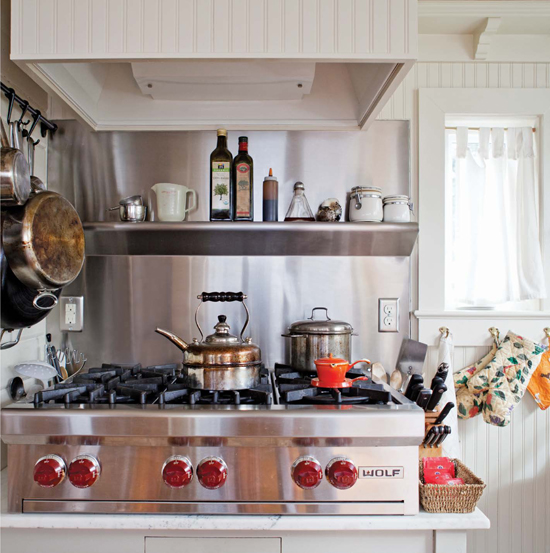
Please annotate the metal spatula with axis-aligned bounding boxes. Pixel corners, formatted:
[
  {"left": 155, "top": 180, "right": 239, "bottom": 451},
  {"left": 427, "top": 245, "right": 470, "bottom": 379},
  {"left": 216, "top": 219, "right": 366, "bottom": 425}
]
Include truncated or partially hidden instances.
[{"left": 396, "top": 338, "right": 428, "bottom": 390}]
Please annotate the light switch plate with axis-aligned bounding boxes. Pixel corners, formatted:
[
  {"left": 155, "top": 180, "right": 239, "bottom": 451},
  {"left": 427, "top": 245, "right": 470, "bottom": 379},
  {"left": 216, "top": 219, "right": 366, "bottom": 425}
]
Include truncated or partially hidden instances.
[
  {"left": 59, "top": 296, "right": 84, "bottom": 332},
  {"left": 378, "top": 298, "right": 399, "bottom": 332}
]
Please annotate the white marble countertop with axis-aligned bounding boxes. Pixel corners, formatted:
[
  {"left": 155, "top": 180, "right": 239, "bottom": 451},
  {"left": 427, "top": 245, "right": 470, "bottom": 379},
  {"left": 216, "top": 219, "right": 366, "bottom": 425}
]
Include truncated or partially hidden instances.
[{"left": 1, "top": 470, "right": 490, "bottom": 532}]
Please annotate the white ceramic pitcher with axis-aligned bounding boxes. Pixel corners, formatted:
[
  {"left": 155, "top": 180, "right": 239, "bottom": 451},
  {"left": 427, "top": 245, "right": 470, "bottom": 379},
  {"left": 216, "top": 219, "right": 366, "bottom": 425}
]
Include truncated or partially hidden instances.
[{"left": 151, "top": 183, "right": 197, "bottom": 221}]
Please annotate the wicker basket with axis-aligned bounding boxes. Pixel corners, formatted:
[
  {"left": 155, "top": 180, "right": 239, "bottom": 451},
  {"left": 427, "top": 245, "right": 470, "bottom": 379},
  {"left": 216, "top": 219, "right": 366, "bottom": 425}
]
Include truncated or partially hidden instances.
[{"left": 419, "top": 459, "right": 486, "bottom": 513}]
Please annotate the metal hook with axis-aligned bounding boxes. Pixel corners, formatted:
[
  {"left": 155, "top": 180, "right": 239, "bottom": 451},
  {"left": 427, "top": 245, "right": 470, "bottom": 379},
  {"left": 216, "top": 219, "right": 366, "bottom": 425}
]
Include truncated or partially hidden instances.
[
  {"left": 17, "top": 100, "right": 30, "bottom": 128},
  {"left": 489, "top": 327, "right": 500, "bottom": 344},
  {"left": 439, "top": 326, "right": 450, "bottom": 338},
  {"left": 544, "top": 327, "right": 550, "bottom": 340},
  {"left": 5, "top": 88, "right": 16, "bottom": 124},
  {"left": 27, "top": 110, "right": 41, "bottom": 140}
]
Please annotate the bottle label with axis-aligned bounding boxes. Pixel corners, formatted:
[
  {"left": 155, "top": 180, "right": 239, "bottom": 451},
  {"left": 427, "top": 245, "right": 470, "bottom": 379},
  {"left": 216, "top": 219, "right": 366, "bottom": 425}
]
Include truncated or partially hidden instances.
[
  {"left": 235, "top": 163, "right": 251, "bottom": 217},
  {"left": 211, "top": 161, "right": 230, "bottom": 211}
]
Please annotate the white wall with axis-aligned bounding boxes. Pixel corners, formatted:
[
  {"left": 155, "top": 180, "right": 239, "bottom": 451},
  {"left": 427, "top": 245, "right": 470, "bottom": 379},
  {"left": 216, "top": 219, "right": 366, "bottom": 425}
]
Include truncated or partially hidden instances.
[{"left": 384, "top": 61, "right": 550, "bottom": 553}]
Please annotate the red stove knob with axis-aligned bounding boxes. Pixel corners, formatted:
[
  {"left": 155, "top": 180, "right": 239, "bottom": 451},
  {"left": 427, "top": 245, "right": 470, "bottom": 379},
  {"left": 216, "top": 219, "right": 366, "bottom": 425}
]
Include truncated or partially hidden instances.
[
  {"left": 197, "top": 456, "right": 228, "bottom": 490},
  {"left": 162, "top": 455, "right": 193, "bottom": 488},
  {"left": 325, "top": 457, "right": 358, "bottom": 490},
  {"left": 68, "top": 455, "right": 101, "bottom": 488},
  {"left": 291, "top": 456, "right": 323, "bottom": 490},
  {"left": 34, "top": 455, "right": 66, "bottom": 488}
]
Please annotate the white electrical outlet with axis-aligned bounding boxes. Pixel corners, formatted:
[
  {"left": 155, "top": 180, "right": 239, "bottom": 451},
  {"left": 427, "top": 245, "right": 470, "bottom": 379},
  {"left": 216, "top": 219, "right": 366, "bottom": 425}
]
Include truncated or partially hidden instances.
[
  {"left": 378, "top": 298, "right": 399, "bottom": 332},
  {"left": 59, "top": 296, "right": 84, "bottom": 332},
  {"left": 66, "top": 304, "right": 77, "bottom": 325}
]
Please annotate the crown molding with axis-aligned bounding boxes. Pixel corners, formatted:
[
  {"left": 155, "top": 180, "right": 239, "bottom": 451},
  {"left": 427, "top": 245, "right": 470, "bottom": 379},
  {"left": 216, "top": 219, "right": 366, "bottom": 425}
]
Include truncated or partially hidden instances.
[{"left": 419, "top": 1, "right": 550, "bottom": 18}]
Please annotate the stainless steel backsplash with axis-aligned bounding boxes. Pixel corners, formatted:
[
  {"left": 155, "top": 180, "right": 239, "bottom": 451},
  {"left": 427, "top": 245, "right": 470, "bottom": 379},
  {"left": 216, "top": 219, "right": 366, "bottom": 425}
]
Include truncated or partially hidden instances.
[{"left": 48, "top": 121, "right": 411, "bottom": 371}]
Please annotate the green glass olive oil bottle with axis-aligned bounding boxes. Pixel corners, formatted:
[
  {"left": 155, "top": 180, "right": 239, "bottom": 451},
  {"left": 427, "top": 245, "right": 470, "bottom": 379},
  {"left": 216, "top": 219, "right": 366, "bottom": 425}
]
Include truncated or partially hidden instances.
[{"left": 210, "top": 129, "right": 233, "bottom": 220}]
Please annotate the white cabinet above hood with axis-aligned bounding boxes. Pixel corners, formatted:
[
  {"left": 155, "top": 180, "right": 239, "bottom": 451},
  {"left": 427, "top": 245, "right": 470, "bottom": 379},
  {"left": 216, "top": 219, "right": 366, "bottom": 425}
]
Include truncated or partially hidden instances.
[{"left": 12, "top": 0, "right": 417, "bottom": 131}]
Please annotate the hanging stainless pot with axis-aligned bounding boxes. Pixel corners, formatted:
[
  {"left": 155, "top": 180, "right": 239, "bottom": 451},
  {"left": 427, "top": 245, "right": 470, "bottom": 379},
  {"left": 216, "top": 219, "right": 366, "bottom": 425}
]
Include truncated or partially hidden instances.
[
  {"left": 156, "top": 292, "right": 262, "bottom": 390},
  {"left": 2, "top": 190, "right": 85, "bottom": 308},
  {"left": 0, "top": 119, "right": 31, "bottom": 206},
  {"left": 282, "top": 307, "right": 356, "bottom": 373}
]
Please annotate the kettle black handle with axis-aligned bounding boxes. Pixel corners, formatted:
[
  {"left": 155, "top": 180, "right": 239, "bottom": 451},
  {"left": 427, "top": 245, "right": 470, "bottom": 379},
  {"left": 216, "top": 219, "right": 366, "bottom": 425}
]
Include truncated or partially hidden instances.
[
  {"left": 195, "top": 292, "right": 250, "bottom": 342},
  {"left": 197, "top": 292, "right": 247, "bottom": 303}
]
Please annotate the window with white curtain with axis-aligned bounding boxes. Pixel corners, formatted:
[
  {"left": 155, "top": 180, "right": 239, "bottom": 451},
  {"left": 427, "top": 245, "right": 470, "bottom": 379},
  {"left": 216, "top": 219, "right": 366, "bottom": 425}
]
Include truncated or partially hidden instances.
[{"left": 445, "top": 117, "right": 546, "bottom": 311}]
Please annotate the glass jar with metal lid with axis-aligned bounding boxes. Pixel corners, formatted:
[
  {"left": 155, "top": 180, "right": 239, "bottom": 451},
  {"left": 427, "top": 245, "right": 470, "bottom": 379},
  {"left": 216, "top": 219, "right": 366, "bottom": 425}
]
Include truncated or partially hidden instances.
[
  {"left": 282, "top": 307, "right": 356, "bottom": 372},
  {"left": 382, "top": 195, "right": 413, "bottom": 223},
  {"left": 349, "top": 186, "right": 383, "bottom": 222}
]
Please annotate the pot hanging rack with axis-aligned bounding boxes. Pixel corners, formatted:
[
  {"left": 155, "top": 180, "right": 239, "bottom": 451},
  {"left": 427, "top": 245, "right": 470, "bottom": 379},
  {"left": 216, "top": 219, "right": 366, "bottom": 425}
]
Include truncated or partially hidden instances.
[{"left": 1, "top": 82, "right": 57, "bottom": 139}]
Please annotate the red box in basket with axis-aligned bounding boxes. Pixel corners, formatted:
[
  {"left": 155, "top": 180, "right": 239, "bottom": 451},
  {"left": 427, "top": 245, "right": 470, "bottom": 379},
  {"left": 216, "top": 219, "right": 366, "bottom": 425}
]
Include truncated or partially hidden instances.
[{"left": 423, "top": 457, "right": 455, "bottom": 484}]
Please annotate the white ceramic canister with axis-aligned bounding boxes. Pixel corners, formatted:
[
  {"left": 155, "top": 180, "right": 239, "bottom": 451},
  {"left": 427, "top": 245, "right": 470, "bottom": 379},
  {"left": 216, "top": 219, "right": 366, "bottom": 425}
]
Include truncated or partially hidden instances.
[
  {"left": 349, "top": 187, "right": 383, "bottom": 222},
  {"left": 382, "top": 195, "right": 412, "bottom": 223}
]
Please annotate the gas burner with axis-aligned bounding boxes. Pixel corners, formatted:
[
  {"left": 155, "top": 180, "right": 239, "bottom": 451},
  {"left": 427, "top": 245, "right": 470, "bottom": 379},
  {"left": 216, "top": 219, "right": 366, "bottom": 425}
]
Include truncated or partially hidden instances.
[
  {"left": 33, "top": 364, "right": 273, "bottom": 406},
  {"left": 274, "top": 364, "right": 392, "bottom": 405}
]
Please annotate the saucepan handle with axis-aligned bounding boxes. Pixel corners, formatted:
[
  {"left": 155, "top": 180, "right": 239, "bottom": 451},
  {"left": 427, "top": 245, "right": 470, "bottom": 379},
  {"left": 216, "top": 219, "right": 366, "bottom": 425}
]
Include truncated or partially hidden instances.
[
  {"left": 33, "top": 291, "right": 59, "bottom": 311},
  {"left": 0, "top": 328, "right": 24, "bottom": 350},
  {"left": 348, "top": 359, "right": 372, "bottom": 370}
]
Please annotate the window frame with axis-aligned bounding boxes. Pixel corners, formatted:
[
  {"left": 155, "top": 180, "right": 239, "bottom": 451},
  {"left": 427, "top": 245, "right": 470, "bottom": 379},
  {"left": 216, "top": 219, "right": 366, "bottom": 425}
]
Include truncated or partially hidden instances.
[{"left": 416, "top": 88, "right": 550, "bottom": 346}]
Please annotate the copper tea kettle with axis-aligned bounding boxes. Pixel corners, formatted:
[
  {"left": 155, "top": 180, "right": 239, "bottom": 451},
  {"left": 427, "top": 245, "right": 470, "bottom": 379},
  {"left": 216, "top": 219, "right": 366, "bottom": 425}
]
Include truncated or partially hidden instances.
[{"left": 156, "top": 292, "right": 262, "bottom": 390}]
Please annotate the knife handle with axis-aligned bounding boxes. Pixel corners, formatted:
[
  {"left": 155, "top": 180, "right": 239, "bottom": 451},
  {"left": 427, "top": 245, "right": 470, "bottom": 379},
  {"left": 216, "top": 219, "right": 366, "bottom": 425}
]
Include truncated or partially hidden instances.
[
  {"left": 422, "top": 426, "right": 435, "bottom": 448},
  {"left": 404, "top": 374, "right": 423, "bottom": 398},
  {"left": 427, "top": 426, "right": 441, "bottom": 448},
  {"left": 430, "top": 376, "right": 445, "bottom": 391},
  {"left": 416, "top": 389, "right": 432, "bottom": 410},
  {"left": 409, "top": 383, "right": 424, "bottom": 402},
  {"left": 426, "top": 384, "right": 447, "bottom": 411},
  {"left": 434, "top": 402, "right": 454, "bottom": 424}
]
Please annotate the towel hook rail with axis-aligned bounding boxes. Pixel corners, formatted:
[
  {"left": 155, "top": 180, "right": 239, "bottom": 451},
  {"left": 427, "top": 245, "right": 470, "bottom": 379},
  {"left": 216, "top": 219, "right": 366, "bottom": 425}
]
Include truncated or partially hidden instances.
[
  {"left": 439, "top": 326, "right": 450, "bottom": 338},
  {"left": 489, "top": 327, "right": 500, "bottom": 344}
]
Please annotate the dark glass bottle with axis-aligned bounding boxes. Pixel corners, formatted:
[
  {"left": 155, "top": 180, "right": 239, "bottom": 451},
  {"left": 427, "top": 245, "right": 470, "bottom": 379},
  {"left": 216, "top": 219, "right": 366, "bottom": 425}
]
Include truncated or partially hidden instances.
[
  {"left": 232, "top": 136, "right": 253, "bottom": 221},
  {"left": 210, "top": 129, "right": 232, "bottom": 221}
]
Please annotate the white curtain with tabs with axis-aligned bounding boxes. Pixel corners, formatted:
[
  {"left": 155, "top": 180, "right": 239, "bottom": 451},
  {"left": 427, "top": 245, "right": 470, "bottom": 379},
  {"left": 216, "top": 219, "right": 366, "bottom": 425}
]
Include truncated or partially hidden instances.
[{"left": 451, "top": 126, "right": 546, "bottom": 307}]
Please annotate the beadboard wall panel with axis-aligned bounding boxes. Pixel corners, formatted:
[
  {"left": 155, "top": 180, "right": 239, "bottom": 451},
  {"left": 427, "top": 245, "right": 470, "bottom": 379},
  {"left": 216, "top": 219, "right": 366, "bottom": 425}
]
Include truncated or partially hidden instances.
[
  {"left": 400, "top": 63, "right": 550, "bottom": 553},
  {"left": 425, "top": 345, "right": 549, "bottom": 553},
  {"left": 10, "top": 0, "right": 417, "bottom": 59}
]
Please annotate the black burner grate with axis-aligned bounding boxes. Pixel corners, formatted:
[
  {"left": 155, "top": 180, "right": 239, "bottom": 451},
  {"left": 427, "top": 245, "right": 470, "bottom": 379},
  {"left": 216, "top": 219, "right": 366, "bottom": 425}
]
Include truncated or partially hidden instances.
[
  {"left": 274, "top": 364, "right": 392, "bottom": 405},
  {"left": 33, "top": 364, "right": 273, "bottom": 406}
]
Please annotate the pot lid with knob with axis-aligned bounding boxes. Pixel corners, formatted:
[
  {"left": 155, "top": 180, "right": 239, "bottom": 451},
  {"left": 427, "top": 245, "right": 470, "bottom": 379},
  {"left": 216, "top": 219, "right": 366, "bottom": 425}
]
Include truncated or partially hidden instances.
[
  {"left": 287, "top": 307, "right": 354, "bottom": 335},
  {"left": 204, "top": 315, "right": 240, "bottom": 344}
]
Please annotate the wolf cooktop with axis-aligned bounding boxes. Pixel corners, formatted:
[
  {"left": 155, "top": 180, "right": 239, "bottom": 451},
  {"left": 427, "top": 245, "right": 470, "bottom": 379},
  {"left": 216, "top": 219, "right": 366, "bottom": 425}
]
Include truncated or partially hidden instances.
[{"left": 2, "top": 361, "right": 424, "bottom": 516}]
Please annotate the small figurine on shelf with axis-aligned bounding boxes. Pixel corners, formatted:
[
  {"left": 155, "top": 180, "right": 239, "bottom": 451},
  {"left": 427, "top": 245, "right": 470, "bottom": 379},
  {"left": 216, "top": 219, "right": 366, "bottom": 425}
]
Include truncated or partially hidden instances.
[
  {"left": 316, "top": 198, "right": 342, "bottom": 222},
  {"left": 284, "top": 182, "right": 315, "bottom": 222}
]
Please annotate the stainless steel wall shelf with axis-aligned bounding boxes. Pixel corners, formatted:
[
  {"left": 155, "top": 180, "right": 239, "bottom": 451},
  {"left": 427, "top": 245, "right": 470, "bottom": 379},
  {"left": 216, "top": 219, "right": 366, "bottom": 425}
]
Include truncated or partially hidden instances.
[{"left": 83, "top": 222, "right": 418, "bottom": 257}]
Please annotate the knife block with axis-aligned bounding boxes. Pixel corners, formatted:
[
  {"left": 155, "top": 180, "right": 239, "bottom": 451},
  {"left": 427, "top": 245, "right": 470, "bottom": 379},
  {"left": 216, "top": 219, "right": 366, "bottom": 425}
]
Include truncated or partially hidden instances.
[{"left": 419, "top": 407, "right": 442, "bottom": 458}]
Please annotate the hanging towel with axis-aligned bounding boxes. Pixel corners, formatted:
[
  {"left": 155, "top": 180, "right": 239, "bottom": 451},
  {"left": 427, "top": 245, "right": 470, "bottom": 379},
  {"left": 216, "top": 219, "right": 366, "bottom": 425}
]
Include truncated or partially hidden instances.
[
  {"left": 527, "top": 349, "right": 550, "bottom": 410},
  {"left": 455, "top": 344, "right": 498, "bottom": 420},
  {"left": 454, "top": 332, "right": 545, "bottom": 427},
  {"left": 438, "top": 331, "right": 460, "bottom": 458}
]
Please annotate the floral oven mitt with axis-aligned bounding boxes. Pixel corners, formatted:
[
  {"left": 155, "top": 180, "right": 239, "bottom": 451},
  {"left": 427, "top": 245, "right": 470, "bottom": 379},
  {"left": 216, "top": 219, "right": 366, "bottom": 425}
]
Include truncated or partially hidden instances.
[{"left": 454, "top": 332, "right": 545, "bottom": 427}]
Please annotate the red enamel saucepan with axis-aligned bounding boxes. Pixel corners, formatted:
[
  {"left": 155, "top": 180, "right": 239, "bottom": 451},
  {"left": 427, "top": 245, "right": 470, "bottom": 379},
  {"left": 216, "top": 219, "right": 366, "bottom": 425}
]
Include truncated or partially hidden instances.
[{"left": 312, "top": 354, "right": 371, "bottom": 388}]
